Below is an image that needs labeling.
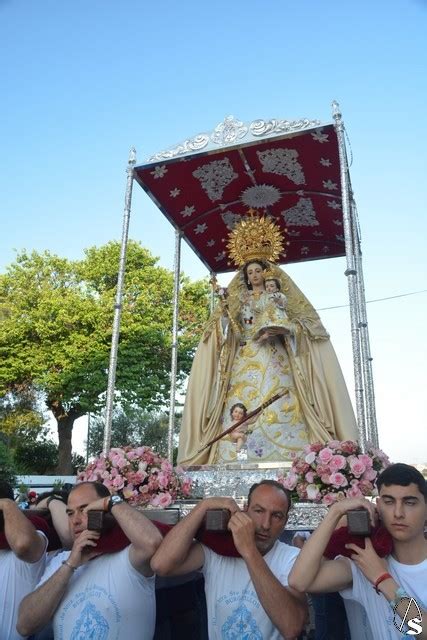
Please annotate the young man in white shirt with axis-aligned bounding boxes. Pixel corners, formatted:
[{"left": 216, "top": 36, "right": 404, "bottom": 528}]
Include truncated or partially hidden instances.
[
  {"left": 288, "top": 463, "right": 427, "bottom": 639},
  {"left": 151, "top": 479, "right": 307, "bottom": 639},
  {"left": 0, "top": 480, "right": 47, "bottom": 640},
  {"left": 17, "top": 481, "right": 163, "bottom": 640}
]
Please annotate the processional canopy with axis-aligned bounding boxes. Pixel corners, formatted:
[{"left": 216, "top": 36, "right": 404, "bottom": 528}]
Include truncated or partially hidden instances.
[{"left": 134, "top": 115, "right": 347, "bottom": 273}]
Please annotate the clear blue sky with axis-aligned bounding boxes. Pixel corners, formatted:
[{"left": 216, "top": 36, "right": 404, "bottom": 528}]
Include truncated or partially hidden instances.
[{"left": 1, "top": 0, "right": 426, "bottom": 463}]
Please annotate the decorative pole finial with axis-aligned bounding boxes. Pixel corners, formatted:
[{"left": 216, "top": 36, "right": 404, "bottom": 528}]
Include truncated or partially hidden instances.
[
  {"left": 331, "top": 100, "right": 341, "bottom": 120},
  {"left": 128, "top": 147, "right": 137, "bottom": 166}
]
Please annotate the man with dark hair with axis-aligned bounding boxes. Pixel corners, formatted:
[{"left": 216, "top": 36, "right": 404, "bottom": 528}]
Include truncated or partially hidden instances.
[
  {"left": 151, "top": 481, "right": 307, "bottom": 639},
  {"left": 17, "top": 480, "right": 163, "bottom": 639},
  {"left": 289, "top": 463, "right": 427, "bottom": 639},
  {"left": 0, "top": 481, "right": 47, "bottom": 640}
]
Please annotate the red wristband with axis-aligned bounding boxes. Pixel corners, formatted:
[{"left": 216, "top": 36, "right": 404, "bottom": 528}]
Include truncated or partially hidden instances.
[{"left": 373, "top": 572, "right": 393, "bottom": 593}]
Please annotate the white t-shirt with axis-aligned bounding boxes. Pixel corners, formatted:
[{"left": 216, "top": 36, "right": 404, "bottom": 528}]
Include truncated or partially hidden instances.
[
  {"left": 0, "top": 531, "right": 47, "bottom": 640},
  {"left": 340, "top": 555, "right": 427, "bottom": 639},
  {"left": 202, "top": 540, "right": 299, "bottom": 640},
  {"left": 37, "top": 547, "right": 155, "bottom": 640}
]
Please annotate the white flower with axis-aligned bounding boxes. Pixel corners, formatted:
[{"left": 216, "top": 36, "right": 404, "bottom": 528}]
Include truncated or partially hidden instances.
[
  {"left": 333, "top": 219, "right": 342, "bottom": 226},
  {"left": 151, "top": 165, "right": 168, "bottom": 179},
  {"left": 305, "top": 451, "right": 316, "bottom": 464},
  {"left": 320, "top": 158, "right": 332, "bottom": 167},
  {"left": 194, "top": 223, "right": 207, "bottom": 235},
  {"left": 327, "top": 200, "right": 341, "bottom": 210},
  {"left": 215, "top": 251, "right": 226, "bottom": 262},
  {"left": 207, "top": 239, "right": 215, "bottom": 247},
  {"left": 170, "top": 188, "right": 180, "bottom": 198}
]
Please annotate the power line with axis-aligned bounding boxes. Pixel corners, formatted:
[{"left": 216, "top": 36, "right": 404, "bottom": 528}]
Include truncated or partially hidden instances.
[{"left": 317, "top": 288, "right": 427, "bottom": 311}]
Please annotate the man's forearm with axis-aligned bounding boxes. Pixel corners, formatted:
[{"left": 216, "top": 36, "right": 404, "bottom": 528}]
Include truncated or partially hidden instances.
[
  {"left": 378, "top": 578, "right": 427, "bottom": 640},
  {"left": 110, "top": 502, "right": 162, "bottom": 560},
  {"left": 17, "top": 563, "right": 74, "bottom": 636},
  {"left": 245, "top": 550, "right": 307, "bottom": 639},
  {"left": 1, "top": 500, "right": 45, "bottom": 561},
  {"left": 151, "top": 501, "right": 209, "bottom": 573},
  {"left": 289, "top": 508, "right": 341, "bottom": 591}
]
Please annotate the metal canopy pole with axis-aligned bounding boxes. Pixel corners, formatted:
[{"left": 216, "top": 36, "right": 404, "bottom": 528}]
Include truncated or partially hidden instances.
[
  {"left": 103, "top": 148, "right": 137, "bottom": 454},
  {"left": 351, "top": 201, "right": 378, "bottom": 447},
  {"left": 167, "top": 229, "right": 182, "bottom": 462},
  {"left": 332, "top": 101, "right": 367, "bottom": 451}
]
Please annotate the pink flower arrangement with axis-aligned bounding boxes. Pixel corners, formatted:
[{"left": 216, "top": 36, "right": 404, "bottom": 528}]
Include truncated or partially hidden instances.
[
  {"left": 78, "top": 446, "right": 192, "bottom": 508},
  {"left": 279, "top": 440, "right": 390, "bottom": 505}
]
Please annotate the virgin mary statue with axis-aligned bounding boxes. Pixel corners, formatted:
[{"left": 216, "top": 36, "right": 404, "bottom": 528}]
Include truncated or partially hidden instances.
[{"left": 177, "top": 214, "right": 358, "bottom": 466}]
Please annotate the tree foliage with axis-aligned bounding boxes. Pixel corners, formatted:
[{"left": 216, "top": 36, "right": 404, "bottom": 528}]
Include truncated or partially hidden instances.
[
  {"left": 0, "top": 241, "right": 209, "bottom": 473},
  {"left": 87, "top": 408, "right": 181, "bottom": 462}
]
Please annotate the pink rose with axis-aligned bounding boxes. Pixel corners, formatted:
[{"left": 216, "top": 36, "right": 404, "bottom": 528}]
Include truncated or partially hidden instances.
[
  {"left": 310, "top": 443, "right": 324, "bottom": 453},
  {"left": 320, "top": 474, "right": 331, "bottom": 484},
  {"left": 318, "top": 447, "right": 333, "bottom": 464},
  {"left": 359, "top": 480, "right": 374, "bottom": 496},
  {"left": 112, "top": 476, "right": 124, "bottom": 490},
  {"left": 157, "top": 471, "right": 170, "bottom": 489},
  {"left": 362, "top": 468, "right": 377, "bottom": 482},
  {"left": 329, "top": 455, "right": 347, "bottom": 471},
  {"left": 329, "top": 472, "right": 348, "bottom": 488},
  {"left": 322, "top": 492, "right": 338, "bottom": 506},
  {"left": 346, "top": 484, "right": 363, "bottom": 498},
  {"left": 358, "top": 454, "right": 373, "bottom": 468},
  {"left": 340, "top": 440, "right": 358, "bottom": 454},
  {"left": 349, "top": 457, "right": 366, "bottom": 477},
  {"left": 305, "top": 471, "right": 315, "bottom": 483},
  {"left": 327, "top": 440, "right": 341, "bottom": 450},
  {"left": 158, "top": 492, "right": 173, "bottom": 508},
  {"left": 282, "top": 472, "right": 299, "bottom": 491}
]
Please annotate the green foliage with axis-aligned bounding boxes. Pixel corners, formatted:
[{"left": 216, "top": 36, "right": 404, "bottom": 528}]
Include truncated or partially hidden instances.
[
  {"left": 0, "top": 440, "right": 16, "bottom": 485},
  {"left": 0, "top": 241, "right": 209, "bottom": 471},
  {"left": 87, "top": 408, "right": 181, "bottom": 461}
]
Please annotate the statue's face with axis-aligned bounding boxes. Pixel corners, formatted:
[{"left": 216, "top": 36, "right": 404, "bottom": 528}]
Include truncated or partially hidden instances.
[
  {"left": 246, "top": 262, "right": 264, "bottom": 287},
  {"left": 265, "top": 280, "right": 278, "bottom": 293},
  {"left": 231, "top": 405, "right": 245, "bottom": 421}
]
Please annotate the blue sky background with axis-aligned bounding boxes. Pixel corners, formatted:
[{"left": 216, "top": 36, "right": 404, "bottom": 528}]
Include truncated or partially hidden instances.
[{"left": 1, "top": 0, "right": 426, "bottom": 463}]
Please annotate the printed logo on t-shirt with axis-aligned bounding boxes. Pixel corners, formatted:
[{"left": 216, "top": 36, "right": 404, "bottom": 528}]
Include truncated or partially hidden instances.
[
  {"left": 221, "top": 603, "right": 262, "bottom": 639},
  {"left": 58, "top": 584, "right": 121, "bottom": 640},
  {"left": 70, "top": 601, "right": 109, "bottom": 639},
  {"left": 213, "top": 588, "right": 265, "bottom": 639}
]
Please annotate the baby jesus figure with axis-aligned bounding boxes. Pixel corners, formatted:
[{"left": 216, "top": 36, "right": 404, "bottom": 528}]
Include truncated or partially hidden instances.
[
  {"left": 254, "top": 277, "right": 294, "bottom": 342},
  {"left": 228, "top": 403, "right": 256, "bottom": 452}
]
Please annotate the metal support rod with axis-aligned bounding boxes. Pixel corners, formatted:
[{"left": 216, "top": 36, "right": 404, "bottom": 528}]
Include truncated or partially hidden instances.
[
  {"left": 103, "top": 148, "right": 137, "bottom": 454},
  {"left": 167, "top": 229, "right": 182, "bottom": 462},
  {"left": 332, "top": 101, "right": 367, "bottom": 451},
  {"left": 210, "top": 271, "right": 217, "bottom": 313},
  {"left": 351, "top": 201, "right": 378, "bottom": 446}
]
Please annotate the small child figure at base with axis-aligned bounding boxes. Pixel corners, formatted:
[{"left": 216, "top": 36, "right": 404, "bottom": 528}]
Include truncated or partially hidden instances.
[{"left": 228, "top": 402, "right": 252, "bottom": 452}]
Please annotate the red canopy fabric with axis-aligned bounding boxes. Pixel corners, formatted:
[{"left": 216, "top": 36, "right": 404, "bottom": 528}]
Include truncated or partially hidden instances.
[{"left": 134, "top": 122, "right": 345, "bottom": 273}]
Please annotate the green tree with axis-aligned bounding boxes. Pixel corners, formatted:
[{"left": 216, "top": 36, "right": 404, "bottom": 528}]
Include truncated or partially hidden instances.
[
  {"left": 0, "top": 242, "right": 209, "bottom": 473},
  {"left": 0, "top": 440, "right": 16, "bottom": 485},
  {"left": 87, "top": 408, "right": 181, "bottom": 461}
]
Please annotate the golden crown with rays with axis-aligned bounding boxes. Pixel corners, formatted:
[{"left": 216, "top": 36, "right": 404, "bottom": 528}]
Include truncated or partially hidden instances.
[{"left": 226, "top": 209, "right": 289, "bottom": 267}]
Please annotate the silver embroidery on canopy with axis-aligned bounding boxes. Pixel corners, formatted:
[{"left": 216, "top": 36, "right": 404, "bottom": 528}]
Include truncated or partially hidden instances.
[
  {"left": 192, "top": 158, "right": 238, "bottom": 202},
  {"left": 282, "top": 198, "right": 319, "bottom": 227},
  {"left": 241, "top": 184, "right": 281, "bottom": 208},
  {"left": 221, "top": 211, "right": 243, "bottom": 230},
  {"left": 257, "top": 148, "right": 306, "bottom": 185}
]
